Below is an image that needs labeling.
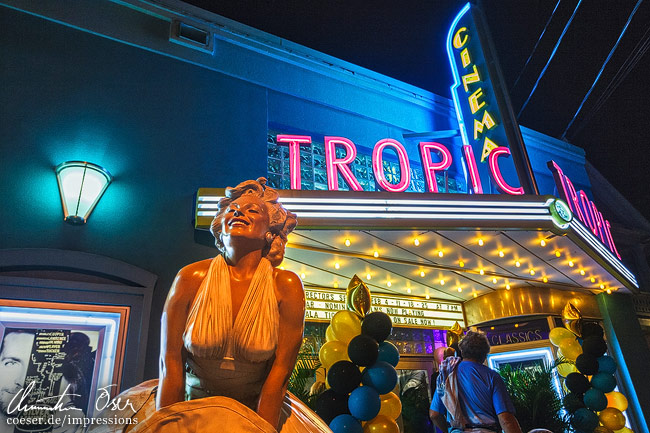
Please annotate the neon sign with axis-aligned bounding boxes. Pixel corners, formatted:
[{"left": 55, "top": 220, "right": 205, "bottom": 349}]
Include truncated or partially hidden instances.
[
  {"left": 548, "top": 160, "right": 621, "bottom": 259},
  {"left": 447, "top": 3, "right": 524, "bottom": 195}
]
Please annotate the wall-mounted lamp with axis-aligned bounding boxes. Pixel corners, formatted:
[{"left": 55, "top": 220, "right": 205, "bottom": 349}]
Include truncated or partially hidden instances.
[{"left": 56, "top": 161, "right": 112, "bottom": 224}]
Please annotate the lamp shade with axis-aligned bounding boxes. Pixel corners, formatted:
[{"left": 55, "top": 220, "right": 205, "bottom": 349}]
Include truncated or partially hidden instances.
[{"left": 55, "top": 161, "right": 112, "bottom": 224}]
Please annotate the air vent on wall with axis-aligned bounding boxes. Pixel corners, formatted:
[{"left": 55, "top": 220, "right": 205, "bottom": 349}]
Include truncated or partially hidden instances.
[{"left": 169, "top": 19, "right": 214, "bottom": 54}]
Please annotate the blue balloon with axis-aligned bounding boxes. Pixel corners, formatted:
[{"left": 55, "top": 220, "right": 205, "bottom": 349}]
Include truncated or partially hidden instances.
[
  {"left": 591, "top": 372, "right": 616, "bottom": 393},
  {"left": 330, "top": 414, "right": 363, "bottom": 433},
  {"left": 362, "top": 361, "right": 398, "bottom": 394},
  {"left": 583, "top": 388, "right": 607, "bottom": 411},
  {"left": 348, "top": 386, "right": 381, "bottom": 421},
  {"left": 571, "top": 408, "right": 599, "bottom": 431},
  {"left": 598, "top": 355, "right": 617, "bottom": 374},
  {"left": 377, "top": 341, "right": 400, "bottom": 367}
]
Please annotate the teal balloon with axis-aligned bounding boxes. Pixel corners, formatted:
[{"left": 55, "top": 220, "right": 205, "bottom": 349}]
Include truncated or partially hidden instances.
[
  {"left": 571, "top": 408, "right": 599, "bottom": 431},
  {"left": 361, "top": 361, "right": 398, "bottom": 394},
  {"left": 377, "top": 341, "right": 400, "bottom": 367},
  {"left": 583, "top": 388, "right": 607, "bottom": 411},
  {"left": 598, "top": 355, "right": 617, "bottom": 374},
  {"left": 591, "top": 372, "right": 616, "bottom": 393},
  {"left": 330, "top": 414, "right": 363, "bottom": 433},
  {"left": 348, "top": 386, "right": 381, "bottom": 421}
]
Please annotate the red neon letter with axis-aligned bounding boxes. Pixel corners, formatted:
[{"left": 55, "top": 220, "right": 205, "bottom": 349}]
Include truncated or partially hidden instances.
[
  {"left": 276, "top": 135, "right": 312, "bottom": 190},
  {"left": 604, "top": 220, "right": 622, "bottom": 260},
  {"left": 372, "top": 139, "right": 411, "bottom": 193},
  {"left": 419, "top": 142, "right": 452, "bottom": 193},
  {"left": 324, "top": 137, "right": 362, "bottom": 191},
  {"left": 487, "top": 147, "right": 524, "bottom": 195},
  {"left": 579, "top": 190, "right": 598, "bottom": 236},
  {"left": 462, "top": 145, "right": 483, "bottom": 194},
  {"left": 592, "top": 205, "right": 609, "bottom": 247}
]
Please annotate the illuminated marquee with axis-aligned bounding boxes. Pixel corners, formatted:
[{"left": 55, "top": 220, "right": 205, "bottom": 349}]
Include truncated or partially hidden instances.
[
  {"left": 304, "top": 288, "right": 465, "bottom": 329},
  {"left": 447, "top": 3, "right": 523, "bottom": 195}
]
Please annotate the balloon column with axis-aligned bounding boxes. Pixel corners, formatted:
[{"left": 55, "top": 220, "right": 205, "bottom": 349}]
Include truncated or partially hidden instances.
[
  {"left": 317, "top": 275, "right": 402, "bottom": 433},
  {"left": 552, "top": 303, "right": 633, "bottom": 433}
]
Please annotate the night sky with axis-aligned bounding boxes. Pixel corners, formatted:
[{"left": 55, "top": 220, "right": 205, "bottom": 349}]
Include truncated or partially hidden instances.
[{"left": 184, "top": 0, "right": 650, "bottom": 221}]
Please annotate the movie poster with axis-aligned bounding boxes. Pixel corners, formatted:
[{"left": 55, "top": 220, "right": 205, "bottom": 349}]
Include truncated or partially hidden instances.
[{"left": 0, "top": 328, "right": 99, "bottom": 433}]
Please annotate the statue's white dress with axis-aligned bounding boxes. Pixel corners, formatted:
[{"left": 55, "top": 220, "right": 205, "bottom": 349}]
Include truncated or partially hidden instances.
[{"left": 92, "top": 256, "right": 330, "bottom": 433}]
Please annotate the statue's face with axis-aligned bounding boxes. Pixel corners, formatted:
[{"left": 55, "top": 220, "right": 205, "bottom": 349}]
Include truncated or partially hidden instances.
[{"left": 222, "top": 194, "right": 270, "bottom": 246}]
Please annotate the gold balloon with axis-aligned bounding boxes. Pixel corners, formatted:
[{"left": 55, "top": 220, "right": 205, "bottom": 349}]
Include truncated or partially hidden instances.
[
  {"left": 557, "top": 362, "right": 577, "bottom": 377},
  {"left": 549, "top": 327, "right": 574, "bottom": 346},
  {"left": 606, "top": 391, "right": 629, "bottom": 412},
  {"left": 558, "top": 336, "right": 582, "bottom": 361},
  {"left": 318, "top": 340, "right": 349, "bottom": 369},
  {"left": 449, "top": 321, "right": 463, "bottom": 335},
  {"left": 309, "top": 380, "right": 327, "bottom": 397},
  {"left": 562, "top": 302, "right": 583, "bottom": 337},
  {"left": 325, "top": 325, "right": 337, "bottom": 342},
  {"left": 446, "top": 332, "right": 460, "bottom": 348},
  {"left": 347, "top": 274, "right": 372, "bottom": 317},
  {"left": 594, "top": 427, "right": 614, "bottom": 433},
  {"left": 363, "top": 415, "right": 400, "bottom": 433},
  {"left": 378, "top": 392, "right": 402, "bottom": 420},
  {"left": 599, "top": 408, "right": 626, "bottom": 431},
  {"left": 331, "top": 310, "right": 362, "bottom": 344},
  {"left": 615, "top": 428, "right": 634, "bottom": 433}
]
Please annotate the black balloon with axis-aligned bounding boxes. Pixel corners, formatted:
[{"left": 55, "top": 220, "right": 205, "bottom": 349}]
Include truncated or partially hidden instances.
[
  {"left": 361, "top": 312, "right": 392, "bottom": 342},
  {"left": 316, "top": 389, "right": 350, "bottom": 424},
  {"left": 575, "top": 354, "right": 599, "bottom": 375},
  {"left": 581, "top": 322, "right": 604, "bottom": 339},
  {"left": 348, "top": 335, "right": 379, "bottom": 367},
  {"left": 582, "top": 336, "right": 607, "bottom": 358},
  {"left": 565, "top": 372, "right": 591, "bottom": 394},
  {"left": 563, "top": 392, "right": 586, "bottom": 414},
  {"left": 327, "top": 360, "right": 362, "bottom": 394}
]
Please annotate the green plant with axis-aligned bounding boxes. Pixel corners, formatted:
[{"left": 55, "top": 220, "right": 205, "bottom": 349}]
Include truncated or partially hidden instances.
[
  {"left": 498, "top": 361, "right": 571, "bottom": 433},
  {"left": 287, "top": 326, "right": 325, "bottom": 410}
]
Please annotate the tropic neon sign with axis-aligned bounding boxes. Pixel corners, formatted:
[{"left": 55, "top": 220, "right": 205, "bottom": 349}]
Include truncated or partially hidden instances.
[
  {"left": 276, "top": 134, "right": 525, "bottom": 194},
  {"left": 548, "top": 160, "right": 621, "bottom": 259}
]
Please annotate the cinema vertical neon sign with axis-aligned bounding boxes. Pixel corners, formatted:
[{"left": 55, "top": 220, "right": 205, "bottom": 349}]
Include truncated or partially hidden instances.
[{"left": 447, "top": 3, "right": 523, "bottom": 195}]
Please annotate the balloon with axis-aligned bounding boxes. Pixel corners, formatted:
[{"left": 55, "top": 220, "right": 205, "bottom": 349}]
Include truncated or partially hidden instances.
[
  {"left": 377, "top": 342, "right": 400, "bottom": 367},
  {"left": 582, "top": 322, "right": 604, "bottom": 339},
  {"left": 362, "top": 415, "right": 399, "bottom": 433},
  {"left": 592, "top": 372, "right": 617, "bottom": 393},
  {"left": 434, "top": 347, "right": 446, "bottom": 366},
  {"left": 563, "top": 392, "right": 585, "bottom": 413},
  {"left": 332, "top": 311, "right": 362, "bottom": 344},
  {"left": 598, "top": 355, "right": 617, "bottom": 374},
  {"left": 593, "top": 427, "right": 614, "bottom": 433},
  {"left": 446, "top": 330, "right": 460, "bottom": 348},
  {"left": 550, "top": 327, "right": 574, "bottom": 346},
  {"left": 378, "top": 392, "right": 402, "bottom": 420},
  {"left": 557, "top": 362, "right": 577, "bottom": 377},
  {"left": 320, "top": 340, "right": 350, "bottom": 369},
  {"left": 584, "top": 388, "right": 608, "bottom": 411},
  {"left": 575, "top": 354, "right": 599, "bottom": 375},
  {"left": 328, "top": 361, "right": 362, "bottom": 395},
  {"left": 310, "top": 380, "right": 327, "bottom": 396},
  {"left": 599, "top": 407, "right": 626, "bottom": 431},
  {"left": 582, "top": 336, "right": 608, "bottom": 358},
  {"left": 559, "top": 337, "right": 583, "bottom": 360},
  {"left": 571, "top": 408, "right": 599, "bottom": 431},
  {"left": 606, "top": 391, "right": 628, "bottom": 412},
  {"left": 565, "top": 372, "right": 591, "bottom": 394},
  {"left": 348, "top": 335, "right": 379, "bottom": 366},
  {"left": 347, "top": 275, "right": 372, "bottom": 318},
  {"left": 330, "top": 414, "right": 364, "bottom": 433},
  {"left": 563, "top": 302, "right": 583, "bottom": 337},
  {"left": 614, "top": 428, "right": 634, "bottom": 433},
  {"left": 316, "top": 389, "right": 350, "bottom": 424},
  {"left": 361, "top": 312, "right": 392, "bottom": 343},
  {"left": 326, "top": 325, "right": 337, "bottom": 342},
  {"left": 348, "top": 386, "right": 381, "bottom": 421},
  {"left": 362, "top": 361, "right": 398, "bottom": 394}
]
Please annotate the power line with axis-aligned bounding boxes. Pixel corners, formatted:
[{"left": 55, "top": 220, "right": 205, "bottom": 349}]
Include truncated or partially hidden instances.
[
  {"left": 561, "top": 0, "right": 644, "bottom": 139},
  {"left": 512, "top": 0, "right": 562, "bottom": 90},
  {"left": 517, "top": 0, "right": 584, "bottom": 119}
]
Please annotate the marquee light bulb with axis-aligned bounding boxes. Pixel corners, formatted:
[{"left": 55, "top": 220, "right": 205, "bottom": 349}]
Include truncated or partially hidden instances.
[
  {"left": 440, "top": 279, "right": 445, "bottom": 285},
  {"left": 529, "top": 269, "right": 535, "bottom": 276},
  {"left": 478, "top": 239, "right": 484, "bottom": 246},
  {"left": 492, "top": 278, "right": 498, "bottom": 284},
  {"left": 568, "top": 260, "right": 574, "bottom": 267},
  {"left": 406, "top": 288, "right": 411, "bottom": 294},
  {"left": 344, "top": 238, "right": 351, "bottom": 247},
  {"left": 366, "top": 273, "right": 372, "bottom": 280},
  {"left": 590, "top": 277, "right": 596, "bottom": 283},
  {"left": 599, "top": 284, "right": 605, "bottom": 289},
  {"left": 515, "top": 261, "right": 521, "bottom": 267},
  {"left": 420, "top": 270, "right": 426, "bottom": 277},
  {"left": 540, "top": 239, "right": 546, "bottom": 247},
  {"left": 373, "top": 251, "right": 379, "bottom": 258},
  {"left": 555, "top": 250, "right": 561, "bottom": 257},
  {"left": 505, "top": 284, "right": 511, "bottom": 290},
  {"left": 457, "top": 286, "right": 462, "bottom": 292},
  {"left": 473, "top": 292, "right": 477, "bottom": 298},
  {"left": 606, "top": 288, "right": 612, "bottom": 294},
  {"left": 459, "top": 261, "right": 465, "bottom": 268},
  {"left": 425, "top": 294, "right": 430, "bottom": 299},
  {"left": 334, "top": 262, "right": 340, "bottom": 270},
  {"left": 414, "top": 238, "right": 420, "bottom": 246},
  {"left": 300, "top": 272, "right": 306, "bottom": 279},
  {"left": 543, "top": 276, "right": 548, "bottom": 283},
  {"left": 498, "top": 250, "right": 505, "bottom": 258},
  {"left": 333, "top": 282, "right": 339, "bottom": 288},
  {"left": 579, "top": 269, "right": 585, "bottom": 276},
  {"left": 479, "top": 269, "right": 485, "bottom": 275},
  {"left": 387, "top": 281, "right": 392, "bottom": 287},
  {"left": 438, "top": 250, "right": 444, "bottom": 258}
]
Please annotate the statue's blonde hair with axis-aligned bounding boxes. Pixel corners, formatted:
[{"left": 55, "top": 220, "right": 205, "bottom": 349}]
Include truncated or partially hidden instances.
[{"left": 210, "top": 178, "right": 297, "bottom": 267}]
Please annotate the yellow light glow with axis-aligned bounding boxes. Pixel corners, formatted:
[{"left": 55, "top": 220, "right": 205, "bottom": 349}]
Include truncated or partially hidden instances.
[
  {"left": 425, "top": 294, "right": 430, "bottom": 299},
  {"left": 334, "top": 262, "right": 340, "bottom": 270},
  {"left": 492, "top": 278, "right": 498, "bottom": 284},
  {"left": 344, "top": 239, "right": 351, "bottom": 247},
  {"left": 515, "top": 261, "right": 521, "bottom": 267},
  {"left": 407, "top": 288, "right": 411, "bottom": 294},
  {"left": 568, "top": 261, "right": 574, "bottom": 267},
  {"left": 590, "top": 277, "right": 596, "bottom": 283},
  {"left": 606, "top": 288, "right": 612, "bottom": 294},
  {"left": 414, "top": 238, "right": 420, "bottom": 246},
  {"left": 498, "top": 250, "right": 504, "bottom": 258},
  {"left": 420, "top": 270, "right": 426, "bottom": 277},
  {"left": 540, "top": 239, "right": 546, "bottom": 247},
  {"left": 478, "top": 239, "right": 484, "bottom": 246},
  {"left": 457, "top": 286, "right": 462, "bottom": 292},
  {"left": 459, "top": 261, "right": 465, "bottom": 268},
  {"left": 490, "top": 326, "right": 495, "bottom": 330},
  {"left": 439, "top": 279, "right": 445, "bottom": 286},
  {"left": 473, "top": 292, "right": 477, "bottom": 298},
  {"left": 373, "top": 251, "right": 379, "bottom": 258},
  {"left": 505, "top": 284, "right": 511, "bottom": 290},
  {"left": 599, "top": 284, "right": 605, "bottom": 289},
  {"left": 366, "top": 273, "right": 372, "bottom": 280},
  {"left": 514, "top": 323, "right": 519, "bottom": 328},
  {"left": 543, "top": 277, "right": 548, "bottom": 283},
  {"left": 438, "top": 250, "right": 444, "bottom": 258},
  {"left": 279, "top": 266, "right": 285, "bottom": 270},
  {"left": 579, "top": 269, "right": 585, "bottom": 275},
  {"left": 479, "top": 269, "right": 485, "bottom": 275},
  {"left": 300, "top": 272, "right": 306, "bottom": 279},
  {"left": 333, "top": 282, "right": 339, "bottom": 288},
  {"left": 387, "top": 281, "right": 392, "bottom": 287},
  {"left": 529, "top": 269, "right": 535, "bottom": 276},
  {"left": 555, "top": 250, "right": 561, "bottom": 257}
]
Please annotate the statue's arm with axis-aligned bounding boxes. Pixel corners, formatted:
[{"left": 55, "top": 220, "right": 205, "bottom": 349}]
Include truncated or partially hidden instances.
[
  {"left": 257, "top": 269, "right": 305, "bottom": 429},
  {"left": 156, "top": 261, "right": 207, "bottom": 410}
]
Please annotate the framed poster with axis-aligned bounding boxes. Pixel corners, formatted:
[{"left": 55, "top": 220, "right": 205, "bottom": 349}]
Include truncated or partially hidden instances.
[{"left": 0, "top": 300, "right": 128, "bottom": 432}]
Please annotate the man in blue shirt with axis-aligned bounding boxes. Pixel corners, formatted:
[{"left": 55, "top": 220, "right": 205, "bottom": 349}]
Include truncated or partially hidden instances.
[{"left": 429, "top": 331, "right": 522, "bottom": 433}]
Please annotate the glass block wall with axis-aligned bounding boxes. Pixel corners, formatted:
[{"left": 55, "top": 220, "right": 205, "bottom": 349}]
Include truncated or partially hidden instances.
[{"left": 267, "top": 132, "right": 467, "bottom": 193}]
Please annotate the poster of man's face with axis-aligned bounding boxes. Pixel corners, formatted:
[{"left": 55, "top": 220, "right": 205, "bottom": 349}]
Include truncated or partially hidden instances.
[{"left": 0, "top": 328, "right": 99, "bottom": 433}]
